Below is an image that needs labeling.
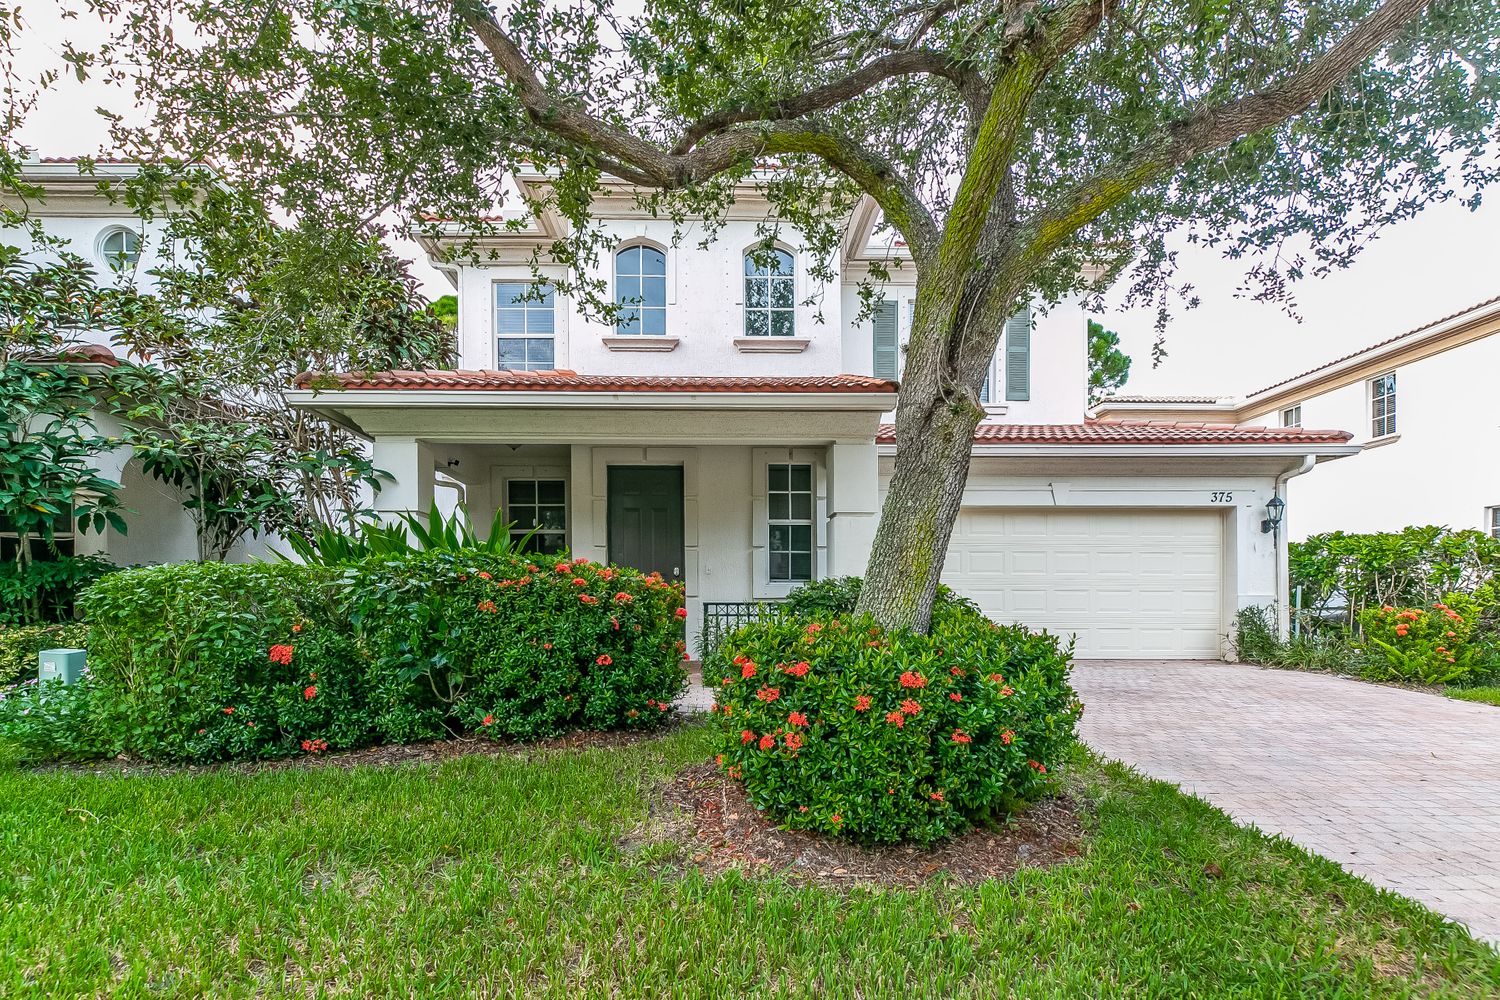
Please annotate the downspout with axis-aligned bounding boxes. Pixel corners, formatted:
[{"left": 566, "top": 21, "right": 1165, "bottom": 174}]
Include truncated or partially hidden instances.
[{"left": 1274, "top": 455, "right": 1318, "bottom": 636}]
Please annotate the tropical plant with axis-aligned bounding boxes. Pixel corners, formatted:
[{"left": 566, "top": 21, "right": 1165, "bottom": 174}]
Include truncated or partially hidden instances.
[
  {"left": 86, "top": 0, "right": 1500, "bottom": 631},
  {"left": 280, "top": 503, "right": 532, "bottom": 565}
]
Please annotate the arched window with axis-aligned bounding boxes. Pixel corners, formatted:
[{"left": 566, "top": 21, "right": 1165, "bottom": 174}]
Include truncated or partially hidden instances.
[
  {"left": 614, "top": 245, "right": 667, "bottom": 335},
  {"left": 99, "top": 227, "right": 141, "bottom": 268},
  {"left": 744, "top": 248, "right": 794, "bottom": 337}
]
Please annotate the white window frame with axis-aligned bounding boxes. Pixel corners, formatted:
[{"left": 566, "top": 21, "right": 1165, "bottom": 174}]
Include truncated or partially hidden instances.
[
  {"left": 97, "top": 226, "right": 141, "bottom": 269},
  {"left": 493, "top": 280, "right": 556, "bottom": 371},
  {"left": 1281, "top": 404, "right": 1302, "bottom": 428},
  {"left": 750, "top": 449, "right": 826, "bottom": 599},
  {"left": 766, "top": 462, "right": 815, "bottom": 584},
  {"left": 1369, "top": 372, "right": 1397, "bottom": 439},
  {"left": 1488, "top": 506, "right": 1500, "bottom": 540},
  {"left": 743, "top": 248, "right": 795, "bottom": 337},
  {"left": 502, "top": 477, "right": 567, "bottom": 554},
  {"left": 613, "top": 243, "right": 668, "bottom": 336}
]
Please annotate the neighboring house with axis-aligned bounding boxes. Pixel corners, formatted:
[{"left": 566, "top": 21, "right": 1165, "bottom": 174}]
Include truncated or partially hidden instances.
[
  {"left": 289, "top": 169, "right": 1357, "bottom": 658},
  {"left": 1096, "top": 296, "right": 1500, "bottom": 543},
  {"left": 2, "top": 159, "right": 268, "bottom": 567}
]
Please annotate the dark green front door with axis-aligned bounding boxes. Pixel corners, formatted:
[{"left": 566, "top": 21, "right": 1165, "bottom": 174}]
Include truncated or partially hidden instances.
[{"left": 607, "top": 466, "right": 685, "bottom": 581}]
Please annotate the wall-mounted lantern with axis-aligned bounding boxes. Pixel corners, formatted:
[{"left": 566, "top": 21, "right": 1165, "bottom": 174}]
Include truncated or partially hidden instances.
[{"left": 1261, "top": 494, "right": 1286, "bottom": 535}]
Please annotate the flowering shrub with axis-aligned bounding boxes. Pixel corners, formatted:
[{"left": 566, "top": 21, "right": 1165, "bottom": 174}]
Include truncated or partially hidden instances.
[
  {"left": 706, "top": 594, "right": 1080, "bottom": 844},
  {"left": 1356, "top": 594, "right": 1486, "bottom": 685},
  {"left": 346, "top": 551, "right": 686, "bottom": 741}
]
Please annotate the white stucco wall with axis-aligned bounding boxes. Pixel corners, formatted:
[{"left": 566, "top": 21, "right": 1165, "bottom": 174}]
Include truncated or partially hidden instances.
[{"left": 1243, "top": 334, "right": 1500, "bottom": 539}]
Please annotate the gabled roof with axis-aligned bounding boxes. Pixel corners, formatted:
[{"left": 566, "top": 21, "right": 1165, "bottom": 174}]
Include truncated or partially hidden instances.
[
  {"left": 876, "top": 419, "right": 1353, "bottom": 446},
  {"left": 296, "top": 369, "right": 898, "bottom": 394},
  {"left": 1245, "top": 294, "right": 1500, "bottom": 399}
]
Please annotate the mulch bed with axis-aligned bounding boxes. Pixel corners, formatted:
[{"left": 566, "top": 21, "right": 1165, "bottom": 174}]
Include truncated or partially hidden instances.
[
  {"left": 628, "top": 762, "right": 1085, "bottom": 889},
  {"left": 29, "top": 718, "right": 689, "bottom": 778}
]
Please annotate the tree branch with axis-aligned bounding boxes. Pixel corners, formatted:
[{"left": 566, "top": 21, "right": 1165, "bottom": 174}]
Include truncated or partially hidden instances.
[
  {"left": 670, "top": 49, "right": 974, "bottom": 155},
  {"left": 1019, "top": 0, "right": 1438, "bottom": 263}
]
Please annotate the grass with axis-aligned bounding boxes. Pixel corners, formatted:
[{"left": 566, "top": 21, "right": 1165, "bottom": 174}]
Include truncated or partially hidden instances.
[
  {"left": 1446, "top": 686, "right": 1500, "bottom": 707},
  {"left": 1, "top": 724, "right": 1495, "bottom": 998}
]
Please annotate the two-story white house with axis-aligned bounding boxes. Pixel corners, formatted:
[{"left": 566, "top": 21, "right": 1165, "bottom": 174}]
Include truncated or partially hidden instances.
[
  {"left": 288, "top": 170, "right": 1358, "bottom": 657},
  {"left": 1096, "top": 296, "right": 1500, "bottom": 543}
]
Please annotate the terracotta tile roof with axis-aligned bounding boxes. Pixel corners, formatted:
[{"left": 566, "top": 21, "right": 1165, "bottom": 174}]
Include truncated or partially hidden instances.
[
  {"left": 1097, "top": 394, "right": 1226, "bottom": 405},
  {"left": 297, "top": 369, "right": 898, "bottom": 393},
  {"left": 1247, "top": 294, "right": 1500, "bottom": 398},
  {"left": 876, "top": 419, "right": 1353, "bottom": 446}
]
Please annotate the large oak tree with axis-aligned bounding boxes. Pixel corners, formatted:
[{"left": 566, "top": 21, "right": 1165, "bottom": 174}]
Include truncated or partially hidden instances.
[{"left": 87, "top": 0, "right": 1499, "bottom": 630}]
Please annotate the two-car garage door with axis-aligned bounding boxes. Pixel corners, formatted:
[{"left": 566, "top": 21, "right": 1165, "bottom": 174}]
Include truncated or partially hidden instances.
[{"left": 942, "top": 508, "right": 1225, "bottom": 659}]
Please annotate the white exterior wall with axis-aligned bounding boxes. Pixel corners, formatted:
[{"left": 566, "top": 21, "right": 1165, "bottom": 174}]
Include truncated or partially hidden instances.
[{"left": 1244, "top": 334, "right": 1500, "bottom": 539}]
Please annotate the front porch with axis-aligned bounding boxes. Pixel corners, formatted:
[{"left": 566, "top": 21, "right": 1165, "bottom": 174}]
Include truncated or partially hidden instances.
[{"left": 286, "top": 370, "right": 898, "bottom": 648}]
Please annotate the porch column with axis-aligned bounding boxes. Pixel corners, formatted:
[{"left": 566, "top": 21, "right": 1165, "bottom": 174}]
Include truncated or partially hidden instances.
[
  {"left": 825, "top": 443, "right": 879, "bottom": 578},
  {"left": 371, "top": 436, "right": 435, "bottom": 525}
]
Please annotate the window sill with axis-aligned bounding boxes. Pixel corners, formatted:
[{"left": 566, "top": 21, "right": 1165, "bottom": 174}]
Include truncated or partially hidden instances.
[
  {"left": 980, "top": 404, "right": 1009, "bottom": 418},
  {"left": 734, "top": 337, "right": 810, "bottom": 354},
  {"left": 602, "top": 336, "right": 679, "bottom": 352},
  {"left": 1363, "top": 433, "right": 1401, "bottom": 450}
]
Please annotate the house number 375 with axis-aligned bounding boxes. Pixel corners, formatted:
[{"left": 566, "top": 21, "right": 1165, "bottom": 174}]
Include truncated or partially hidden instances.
[{"left": 1209, "top": 491, "right": 1234, "bottom": 503}]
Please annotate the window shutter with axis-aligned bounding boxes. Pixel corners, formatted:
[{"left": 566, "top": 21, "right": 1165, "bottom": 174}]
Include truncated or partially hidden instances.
[
  {"left": 872, "top": 300, "right": 900, "bottom": 380},
  {"left": 1004, "top": 305, "right": 1031, "bottom": 401}
]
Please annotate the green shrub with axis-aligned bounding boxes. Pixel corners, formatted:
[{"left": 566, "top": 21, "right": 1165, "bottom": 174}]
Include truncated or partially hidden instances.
[
  {"left": 1356, "top": 595, "right": 1486, "bottom": 686},
  {"left": 0, "top": 621, "right": 89, "bottom": 685},
  {"left": 79, "top": 563, "right": 353, "bottom": 761},
  {"left": 706, "top": 596, "right": 1080, "bottom": 844},
  {"left": 0, "top": 555, "right": 117, "bottom": 625},
  {"left": 0, "top": 677, "right": 115, "bottom": 762},
  {"left": 1230, "top": 606, "right": 1361, "bottom": 673},
  {"left": 347, "top": 551, "right": 687, "bottom": 741},
  {"left": 1291, "top": 527, "right": 1500, "bottom": 627}
]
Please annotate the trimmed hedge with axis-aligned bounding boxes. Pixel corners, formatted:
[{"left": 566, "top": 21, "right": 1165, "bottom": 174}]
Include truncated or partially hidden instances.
[
  {"left": 0, "top": 622, "right": 89, "bottom": 686},
  {"left": 0, "top": 554, "right": 686, "bottom": 763},
  {"left": 706, "top": 590, "right": 1080, "bottom": 844}
]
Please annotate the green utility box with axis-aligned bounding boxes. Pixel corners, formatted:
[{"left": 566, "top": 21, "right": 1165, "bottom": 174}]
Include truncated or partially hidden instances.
[{"left": 38, "top": 648, "right": 86, "bottom": 685}]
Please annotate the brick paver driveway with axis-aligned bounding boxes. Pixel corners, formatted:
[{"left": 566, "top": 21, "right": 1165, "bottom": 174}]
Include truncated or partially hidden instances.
[{"left": 1074, "top": 660, "right": 1500, "bottom": 943}]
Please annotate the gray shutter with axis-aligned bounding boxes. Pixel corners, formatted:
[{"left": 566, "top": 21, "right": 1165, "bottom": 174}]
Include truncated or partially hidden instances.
[
  {"left": 1004, "top": 305, "right": 1031, "bottom": 401},
  {"left": 872, "top": 300, "right": 899, "bottom": 380}
]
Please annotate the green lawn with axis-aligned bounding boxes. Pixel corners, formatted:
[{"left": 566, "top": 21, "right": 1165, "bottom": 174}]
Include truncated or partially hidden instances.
[
  {"left": 1, "top": 723, "right": 1495, "bottom": 998},
  {"left": 1446, "top": 686, "right": 1500, "bottom": 707}
]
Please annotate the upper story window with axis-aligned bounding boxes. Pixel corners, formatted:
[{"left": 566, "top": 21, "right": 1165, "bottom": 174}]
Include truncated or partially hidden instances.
[
  {"left": 98, "top": 227, "right": 141, "bottom": 269},
  {"left": 1369, "top": 372, "right": 1397, "bottom": 438},
  {"left": 615, "top": 245, "right": 666, "bottom": 335},
  {"left": 1488, "top": 506, "right": 1500, "bottom": 540},
  {"left": 494, "top": 281, "right": 555, "bottom": 370},
  {"left": 1281, "top": 405, "right": 1302, "bottom": 428},
  {"left": 744, "top": 248, "right": 795, "bottom": 337},
  {"left": 767, "top": 463, "right": 814, "bottom": 583}
]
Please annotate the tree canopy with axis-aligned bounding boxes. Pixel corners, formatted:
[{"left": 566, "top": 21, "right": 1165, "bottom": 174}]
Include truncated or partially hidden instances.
[
  {"left": 1087, "top": 320, "right": 1130, "bottom": 404},
  {"left": 54, "top": 0, "right": 1500, "bottom": 627}
]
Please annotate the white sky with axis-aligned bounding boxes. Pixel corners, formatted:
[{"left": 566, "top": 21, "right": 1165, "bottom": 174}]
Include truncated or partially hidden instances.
[{"left": 13, "top": 5, "right": 1499, "bottom": 399}]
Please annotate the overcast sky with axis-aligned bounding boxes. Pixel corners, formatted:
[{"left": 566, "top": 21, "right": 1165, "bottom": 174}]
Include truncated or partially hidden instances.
[{"left": 14, "top": 5, "right": 1499, "bottom": 400}]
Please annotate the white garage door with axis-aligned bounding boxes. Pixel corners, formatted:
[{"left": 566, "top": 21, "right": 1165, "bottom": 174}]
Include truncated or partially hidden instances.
[{"left": 943, "top": 508, "right": 1225, "bottom": 659}]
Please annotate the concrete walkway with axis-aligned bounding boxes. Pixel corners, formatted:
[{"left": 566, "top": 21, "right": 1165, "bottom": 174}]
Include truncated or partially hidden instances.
[{"left": 1074, "top": 660, "right": 1500, "bottom": 943}]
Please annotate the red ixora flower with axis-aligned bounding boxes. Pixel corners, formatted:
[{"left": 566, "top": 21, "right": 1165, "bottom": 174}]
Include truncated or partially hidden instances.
[
  {"left": 572, "top": 577, "right": 588, "bottom": 587},
  {"left": 579, "top": 594, "right": 599, "bottom": 604},
  {"left": 222, "top": 706, "right": 235, "bottom": 715},
  {"left": 300, "top": 738, "right": 328, "bottom": 753},
  {"left": 784, "top": 731, "right": 804, "bottom": 751},
  {"left": 951, "top": 730, "right": 972, "bottom": 744},
  {"left": 1028, "top": 760, "right": 1047, "bottom": 774},
  {"left": 741, "top": 729, "right": 756, "bottom": 745},
  {"left": 885, "top": 711, "right": 905, "bottom": 727},
  {"left": 783, "top": 660, "right": 811, "bottom": 678},
  {"left": 596, "top": 654, "right": 613, "bottom": 666},
  {"left": 268, "top": 644, "right": 294, "bottom": 665},
  {"left": 477, "top": 599, "right": 499, "bottom": 613},
  {"left": 949, "top": 666, "right": 964, "bottom": 677},
  {"left": 900, "top": 698, "right": 922, "bottom": 715},
  {"left": 291, "top": 623, "right": 303, "bottom": 633},
  {"left": 755, "top": 686, "right": 781, "bottom": 703},
  {"left": 929, "top": 791, "right": 944, "bottom": 802},
  {"left": 898, "top": 671, "right": 927, "bottom": 689},
  {"left": 482, "top": 714, "right": 494, "bottom": 726},
  {"left": 674, "top": 607, "right": 688, "bottom": 618},
  {"left": 740, "top": 661, "right": 757, "bottom": 679},
  {"left": 1001, "top": 729, "right": 1015, "bottom": 745},
  {"left": 987, "top": 673, "right": 1005, "bottom": 684},
  {"left": 949, "top": 692, "right": 963, "bottom": 702},
  {"left": 787, "top": 710, "right": 808, "bottom": 727},
  {"left": 303, "top": 685, "right": 317, "bottom": 701},
  {"left": 829, "top": 813, "right": 842, "bottom": 825},
  {"left": 758, "top": 733, "right": 776, "bottom": 751},
  {"left": 854, "top": 694, "right": 872, "bottom": 712},
  {"left": 555, "top": 563, "right": 570, "bottom": 573},
  {"left": 614, "top": 592, "right": 633, "bottom": 603},
  {"left": 477, "top": 571, "right": 492, "bottom": 580}
]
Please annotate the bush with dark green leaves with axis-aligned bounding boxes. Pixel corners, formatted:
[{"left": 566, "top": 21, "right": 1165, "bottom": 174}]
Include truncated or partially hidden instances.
[
  {"left": 706, "top": 590, "right": 1080, "bottom": 844},
  {"left": 0, "top": 621, "right": 90, "bottom": 686}
]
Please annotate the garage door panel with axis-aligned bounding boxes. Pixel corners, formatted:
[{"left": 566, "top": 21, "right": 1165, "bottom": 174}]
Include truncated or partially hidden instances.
[{"left": 945, "top": 508, "right": 1224, "bottom": 659}]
